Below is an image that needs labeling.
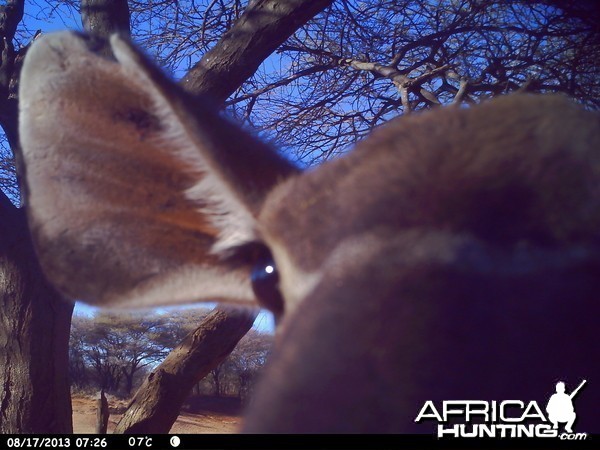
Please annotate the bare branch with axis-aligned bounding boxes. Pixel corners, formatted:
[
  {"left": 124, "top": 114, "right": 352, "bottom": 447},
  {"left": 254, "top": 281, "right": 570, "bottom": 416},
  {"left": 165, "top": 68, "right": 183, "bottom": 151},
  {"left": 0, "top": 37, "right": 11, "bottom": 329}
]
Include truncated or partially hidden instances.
[{"left": 180, "top": 0, "right": 333, "bottom": 102}]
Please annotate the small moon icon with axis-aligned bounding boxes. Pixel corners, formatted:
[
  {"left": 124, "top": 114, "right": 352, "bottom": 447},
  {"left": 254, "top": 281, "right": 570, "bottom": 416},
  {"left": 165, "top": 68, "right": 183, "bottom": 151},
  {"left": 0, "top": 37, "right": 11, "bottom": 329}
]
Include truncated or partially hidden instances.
[{"left": 170, "top": 436, "right": 180, "bottom": 448}]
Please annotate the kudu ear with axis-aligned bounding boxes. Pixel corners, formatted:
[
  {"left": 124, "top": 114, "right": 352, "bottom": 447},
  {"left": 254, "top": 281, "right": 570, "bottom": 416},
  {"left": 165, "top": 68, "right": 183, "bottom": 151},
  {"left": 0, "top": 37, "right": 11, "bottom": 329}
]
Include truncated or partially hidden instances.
[{"left": 18, "top": 32, "right": 297, "bottom": 308}]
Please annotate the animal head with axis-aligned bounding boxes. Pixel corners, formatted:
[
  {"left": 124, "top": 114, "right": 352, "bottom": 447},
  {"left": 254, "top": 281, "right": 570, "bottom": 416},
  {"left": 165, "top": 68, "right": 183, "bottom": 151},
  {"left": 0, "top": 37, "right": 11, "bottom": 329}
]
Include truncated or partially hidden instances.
[{"left": 19, "top": 32, "right": 600, "bottom": 432}]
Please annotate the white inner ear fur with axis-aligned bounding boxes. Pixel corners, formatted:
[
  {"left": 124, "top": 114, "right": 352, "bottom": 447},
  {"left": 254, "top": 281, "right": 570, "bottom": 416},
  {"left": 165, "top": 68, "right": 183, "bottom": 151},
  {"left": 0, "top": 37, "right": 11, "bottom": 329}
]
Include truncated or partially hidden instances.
[{"left": 108, "top": 264, "right": 255, "bottom": 309}]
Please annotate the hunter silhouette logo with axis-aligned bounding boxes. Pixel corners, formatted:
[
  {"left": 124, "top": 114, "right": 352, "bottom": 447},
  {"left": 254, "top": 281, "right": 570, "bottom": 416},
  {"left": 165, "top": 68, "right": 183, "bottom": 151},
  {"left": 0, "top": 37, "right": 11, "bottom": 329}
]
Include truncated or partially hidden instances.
[
  {"left": 546, "top": 380, "right": 586, "bottom": 433},
  {"left": 415, "top": 380, "right": 589, "bottom": 438}
]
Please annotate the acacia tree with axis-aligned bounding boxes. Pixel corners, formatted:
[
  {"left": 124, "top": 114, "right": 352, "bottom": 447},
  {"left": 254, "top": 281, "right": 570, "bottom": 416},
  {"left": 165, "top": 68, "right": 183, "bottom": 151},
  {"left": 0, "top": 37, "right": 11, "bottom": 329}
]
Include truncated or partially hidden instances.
[
  {"left": 71, "top": 314, "right": 171, "bottom": 395},
  {"left": 199, "top": 329, "right": 272, "bottom": 398},
  {"left": 79, "top": 2, "right": 598, "bottom": 166},
  {"left": 229, "top": 0, "right": 600, "bottom": 162},
  {"left": 224, "top": 330, "right": 273, "bottom": 400}
]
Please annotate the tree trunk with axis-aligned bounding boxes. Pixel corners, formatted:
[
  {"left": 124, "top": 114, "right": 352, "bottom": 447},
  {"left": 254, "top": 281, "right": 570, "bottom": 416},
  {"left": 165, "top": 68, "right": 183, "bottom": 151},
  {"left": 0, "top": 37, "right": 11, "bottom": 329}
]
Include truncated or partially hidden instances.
[
  {"left": 124, "top": 374, "right": 133, "bottom": 396},
  {"left": 81, "top": 0, "right": 131, "bottom": 40},
  {"left": 95, "top": 390, "right": 109, "bottom": 434},
  {"left": 0, "top": 192, "right": 74, "bottom": 433},
  {"left": 114, "top": 308, "right": 256, "bottom": 434},
  {"left": 211, "top": 366, "right": 222, "bottom": 397}
]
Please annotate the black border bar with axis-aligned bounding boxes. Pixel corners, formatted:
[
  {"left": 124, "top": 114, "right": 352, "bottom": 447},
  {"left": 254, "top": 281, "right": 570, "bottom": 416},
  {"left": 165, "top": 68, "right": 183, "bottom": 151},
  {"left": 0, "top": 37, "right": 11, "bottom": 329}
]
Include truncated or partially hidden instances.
[{"left": 1, "top": 434, "right": 597, "bottom": 450}]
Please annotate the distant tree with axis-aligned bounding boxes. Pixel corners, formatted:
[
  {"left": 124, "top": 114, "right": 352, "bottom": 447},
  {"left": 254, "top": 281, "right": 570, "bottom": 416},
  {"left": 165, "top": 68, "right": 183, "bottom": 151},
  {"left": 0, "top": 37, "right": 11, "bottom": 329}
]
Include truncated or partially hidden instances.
[
  {"left": 196, "top": 329, "right": 273, "bottom": 398},
  {"left": 209, "top": 364, "right": 225, "bottom": 397},
  {"left": 223, "top": 330, "right": 273, "bottom": 400},
  {"left": 70, "top": 317, "right": 92, "bottom": 389},
  {"left": 74, "top": 314, "right": 170, "bottom": 394},
  {"left": 70, "top": 310, "right": 213, "bottom": 395},
  {"left": 70, "top": 308, "right": 272, "bottom": 400},
  {"left": 114, "top": 308, "right": 257, "bottom": 434}
]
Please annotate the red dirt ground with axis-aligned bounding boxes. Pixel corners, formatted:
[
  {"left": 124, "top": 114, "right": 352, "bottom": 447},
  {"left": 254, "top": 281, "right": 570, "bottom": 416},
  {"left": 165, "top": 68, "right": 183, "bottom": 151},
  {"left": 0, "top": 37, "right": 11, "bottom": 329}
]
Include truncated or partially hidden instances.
[{"left": 71, "top": 394, "right": 242, "bottom": 434}]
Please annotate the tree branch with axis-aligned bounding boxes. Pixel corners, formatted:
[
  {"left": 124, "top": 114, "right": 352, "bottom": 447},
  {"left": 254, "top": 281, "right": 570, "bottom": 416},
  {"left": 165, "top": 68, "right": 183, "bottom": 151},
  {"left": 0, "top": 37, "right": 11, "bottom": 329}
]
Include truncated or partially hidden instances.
[
  {"left": 225, "top": 63, "right": 332, "bottom": 106},
  {"left": 181, "top": 0, "right": 333, "bottom": 103},
  {"left": 0, "top": 0, "right": 24, "bottom": 147},
  {"left": 114, "top": 308, "right": 257, "bottom": 433}
]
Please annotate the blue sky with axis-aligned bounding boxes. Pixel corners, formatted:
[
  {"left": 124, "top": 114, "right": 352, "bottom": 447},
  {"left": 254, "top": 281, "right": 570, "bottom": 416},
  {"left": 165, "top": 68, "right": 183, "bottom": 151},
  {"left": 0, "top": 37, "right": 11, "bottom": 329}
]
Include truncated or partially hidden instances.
[{"left": 74, "top": 302, "right": 276, "bottom": 334}]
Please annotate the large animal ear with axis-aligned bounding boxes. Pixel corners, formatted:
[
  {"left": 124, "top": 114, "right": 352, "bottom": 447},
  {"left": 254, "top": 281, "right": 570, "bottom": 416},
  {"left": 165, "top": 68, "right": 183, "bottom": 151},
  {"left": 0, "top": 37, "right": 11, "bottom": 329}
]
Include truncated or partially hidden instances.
[{"left": 18, "top": 32, "right": 297, "bottom": 308}]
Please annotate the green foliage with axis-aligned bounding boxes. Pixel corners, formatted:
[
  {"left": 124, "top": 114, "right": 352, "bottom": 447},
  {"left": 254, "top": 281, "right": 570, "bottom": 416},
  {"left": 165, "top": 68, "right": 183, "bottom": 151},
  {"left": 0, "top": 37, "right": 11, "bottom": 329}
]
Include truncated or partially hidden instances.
[
  {"left": 69, "top": 310, "right": 209, "bottom": 394},
  {"left": 69, "top": 310, "right": 273, "bottom": 398}
]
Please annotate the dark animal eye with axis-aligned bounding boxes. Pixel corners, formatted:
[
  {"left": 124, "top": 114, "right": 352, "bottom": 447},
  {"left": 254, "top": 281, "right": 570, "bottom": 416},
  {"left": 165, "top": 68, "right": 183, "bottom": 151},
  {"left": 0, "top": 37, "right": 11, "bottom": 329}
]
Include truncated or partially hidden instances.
[{"left": 251, "top": 250, "right": 284, "bottom": 317}]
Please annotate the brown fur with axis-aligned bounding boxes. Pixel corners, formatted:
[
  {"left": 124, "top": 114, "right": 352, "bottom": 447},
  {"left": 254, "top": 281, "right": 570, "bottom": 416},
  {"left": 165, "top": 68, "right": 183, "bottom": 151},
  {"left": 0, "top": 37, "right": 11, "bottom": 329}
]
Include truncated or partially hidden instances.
[{"left": 19, "top": 33, "right": 600, "bottom": 433}]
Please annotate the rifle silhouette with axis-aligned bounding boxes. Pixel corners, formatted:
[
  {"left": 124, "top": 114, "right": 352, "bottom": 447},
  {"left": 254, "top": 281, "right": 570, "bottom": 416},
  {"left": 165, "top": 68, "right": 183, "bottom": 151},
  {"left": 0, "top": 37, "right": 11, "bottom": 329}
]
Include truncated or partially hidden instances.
[{"left": 569, "top": 380, "right": 587, "bottom": 400}]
